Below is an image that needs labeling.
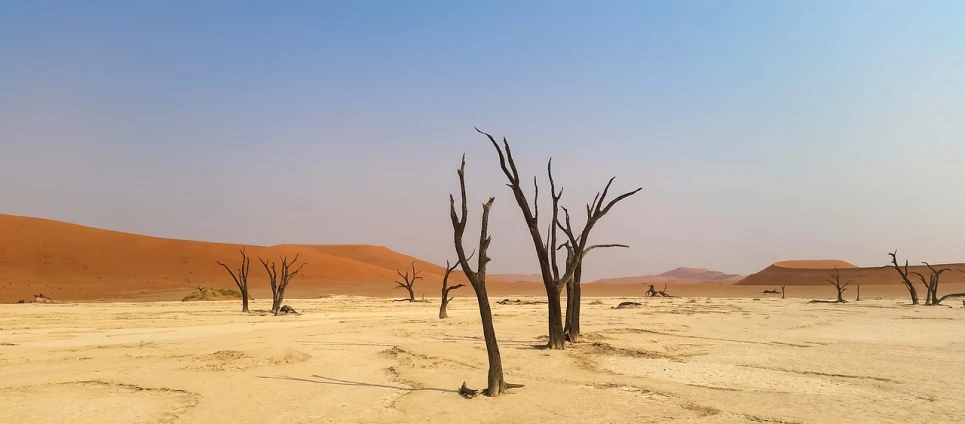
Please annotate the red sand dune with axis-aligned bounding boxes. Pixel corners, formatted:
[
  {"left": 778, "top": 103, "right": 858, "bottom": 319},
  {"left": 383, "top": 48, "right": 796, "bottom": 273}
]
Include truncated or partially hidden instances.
[
  {"left": 738, "top": 260, "right": 965, "bottom": 286},
  {"left": 0, "top": 214, "right": 476, "bottom": 302}
]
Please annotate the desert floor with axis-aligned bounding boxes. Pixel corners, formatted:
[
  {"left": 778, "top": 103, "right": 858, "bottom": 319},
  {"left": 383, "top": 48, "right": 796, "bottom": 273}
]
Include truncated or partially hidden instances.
[{"left": 2, "top": 296, "right": 964, "bottom": 423}]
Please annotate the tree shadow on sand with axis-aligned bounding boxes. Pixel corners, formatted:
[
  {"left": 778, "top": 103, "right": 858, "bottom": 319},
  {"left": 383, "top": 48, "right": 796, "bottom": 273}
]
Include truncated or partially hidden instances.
[{"left": 257, "top": 375, "right": 457, "bottom": 393}]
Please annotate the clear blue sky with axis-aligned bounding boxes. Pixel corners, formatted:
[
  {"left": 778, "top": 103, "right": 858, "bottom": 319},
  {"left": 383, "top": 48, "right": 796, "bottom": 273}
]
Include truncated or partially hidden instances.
[{"left": 2, "top": 1, "right": 963, "bottom": 278}]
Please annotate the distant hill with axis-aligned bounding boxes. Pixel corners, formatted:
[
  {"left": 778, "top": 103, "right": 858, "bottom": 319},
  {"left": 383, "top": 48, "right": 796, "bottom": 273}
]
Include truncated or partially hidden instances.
[
  {"left": 590, "top": 267, "right": 743, "bottom": 284},
  {"left": 0, "top": 214, "right": 474, "bottom": 302},
  {"left": 489, "top": 274, "right": 544, "bottom": 283},
  {"left": 737, "top": 260, "right": 965, "bottom": 286}
]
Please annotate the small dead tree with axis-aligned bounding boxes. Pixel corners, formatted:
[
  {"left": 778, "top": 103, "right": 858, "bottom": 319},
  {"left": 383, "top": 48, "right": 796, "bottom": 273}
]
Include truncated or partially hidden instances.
[
  {"left": 259, "top": 254, "right": 306, "bottom": 315},
  {"left": 439, "top": 259, "right": 467, "bottom": 319},
  {"left": 916, "top": 263, "right": 965, "bottom": 306},
  {"left": 449, "top": 154, "right": 521, "bottom": 397},
  {"left": 781, "top": 285, "right": 786, "bottom": 299},
  {"left": 217, "top": 246, "right": 252, "bottom": 313},
  {"left": 825, "top": 267, "right": 851, "bottom": 303},
  {"left": 855, "top": 285, "right": 861, "bottom": 301},
  {"left": 394, "top": 262, "right": 422, "bottom": 302},
  {"left": 887, "top": 250, "right": 919, "bottom": 305},
  {"left": 644, "top": 283, "right": 672, "bottom": 297}
]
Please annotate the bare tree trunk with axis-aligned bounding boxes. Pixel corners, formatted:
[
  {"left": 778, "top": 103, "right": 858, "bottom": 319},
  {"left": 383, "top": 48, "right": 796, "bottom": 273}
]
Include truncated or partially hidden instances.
[
  {"left": 439, "top": 260, "right": 465, "bottom": 319},
  {"left": 781, "top": 285, "right": 786, "bottom": 299},
  {"left": 887, "top": 251, "right": 919, "bottom": 305},
  {"left": 472, "top": 279, "right": 505, "bottom": 395},
  {"left": 217, "top": 247, "right": 251, "bottom": 313},
  {"left": 545, "top": 284, "right": 566, "bottom": 349},
  {"left": 450, "top": 155, "right": 519, "bottom": 397},
  {"left": 565, "top": 264, "right": 583, "bottom": 343},
  {"left": 855, "top": 285, "right": 860, "bottom": 301}
]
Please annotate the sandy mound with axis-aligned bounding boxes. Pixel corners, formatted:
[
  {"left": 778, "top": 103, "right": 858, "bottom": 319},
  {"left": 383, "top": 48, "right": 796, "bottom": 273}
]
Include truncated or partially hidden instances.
[
  {"left": 773, "top": 260, "right": 857, "bottom": 269},
  {"left": 181, "top": 288, "right": 254, "bottom": 302}
]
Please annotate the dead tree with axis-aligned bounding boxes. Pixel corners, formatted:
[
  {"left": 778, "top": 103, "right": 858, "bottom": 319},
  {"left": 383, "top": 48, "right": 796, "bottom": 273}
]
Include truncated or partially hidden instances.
[
  {"left": 259, "top": 254, "right": 306, "bottom": 315},
  {"left": 855, "top": 285, "right": 861, "bottom": 301},
  {"left": 557, "top": 241, "right": 627, "bottom": 343},
  {"left": 781, "top": 285, "right": 786, "bottom": 299},
  {"left": 480, "top": 128, "right": 640, "bottom": 349},
  {"left": 394, "top": 262, "right": 422, "bottom": 302},
  {"left": 887, "top": 250, "right": 919, "bottom": 305},
  {"left": 918, "top": 263, "right": 965, "bottom": 306},
  {"left": 645, "top": 284, "right": 657, "bottom": 297},
  {"left": 644, "top": 283, "right": 672, "bottom": 297},
  {"left": 217, "top": 246, "right": 252, "bottom": 313},
  {"left": 439, "top": 259, "right": 467, "bottom": 319},
  {"left": 449, "top": 154, "right": 520, "bottom": 397},
  {"left": 825, "top": 267, "right": 851, "bottom": 303}
]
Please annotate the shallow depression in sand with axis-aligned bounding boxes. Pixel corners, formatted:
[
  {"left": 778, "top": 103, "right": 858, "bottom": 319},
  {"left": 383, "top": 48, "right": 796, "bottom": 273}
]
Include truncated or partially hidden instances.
[{"left": 0, "top": 381, "right": 199, "bottom": 424}]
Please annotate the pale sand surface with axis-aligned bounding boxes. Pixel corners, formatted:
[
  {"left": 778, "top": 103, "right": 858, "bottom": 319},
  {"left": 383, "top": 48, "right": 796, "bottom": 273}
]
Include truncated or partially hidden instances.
[{"left": 2, "top": 297, "right": 964, "bottom": 423}]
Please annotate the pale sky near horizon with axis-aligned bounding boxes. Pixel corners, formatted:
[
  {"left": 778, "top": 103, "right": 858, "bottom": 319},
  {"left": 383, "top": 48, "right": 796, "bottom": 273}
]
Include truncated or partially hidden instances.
[{"left": 2, "top": 1, "right": 963, "bottom": 279}]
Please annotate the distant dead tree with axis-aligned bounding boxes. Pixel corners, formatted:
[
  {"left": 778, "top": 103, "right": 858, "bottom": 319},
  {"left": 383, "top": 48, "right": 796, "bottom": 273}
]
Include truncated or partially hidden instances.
[
  {"left": 217, "top": 247, "right": 252, "bottom": 313},
  {"left": 762, "top": 289, "right": 779, "bottom": 294},
  {"left": 644, "top": 283, "right": 672, "bottom": 297},
  {"left": 394, "top": 262, "right": 422, "bottom": 302},
  {"left": 480, "top": 128, "right": 639, "bottom": 349},
  {"left": 439, "top": 259, "right": 467, "bottom": 319},
  {"left": 449, "top": 154, "right": 521, "bottom": 397},
  {"left": 781, "top": 285, "right": 786, "bottom": 299},
  {"left": 855, "top": 285, "right": 861, "bottom": 301},
  {"left": 259, "top": 254, "right": 306, "bottom": 315},
  {"left": 33, "top": 293, "right": 53, "bottom": 303},
  {"left": 911, "top": 262, "right": 965, "bottom": 306},
  {"left": 887, "top": 250, "right": 919, "bottom": 305},
  {"left": 825, "top": 267, "right": 851, "bottom": 303},
  {"left": 196, "top": 285, "right": 205, "bottom": 294}
]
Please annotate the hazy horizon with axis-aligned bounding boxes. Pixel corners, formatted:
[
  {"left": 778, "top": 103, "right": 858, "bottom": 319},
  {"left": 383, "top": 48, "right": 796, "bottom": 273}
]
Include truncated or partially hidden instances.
[{"left": 2, "top": 1, "right": 963, "bottom": 279}]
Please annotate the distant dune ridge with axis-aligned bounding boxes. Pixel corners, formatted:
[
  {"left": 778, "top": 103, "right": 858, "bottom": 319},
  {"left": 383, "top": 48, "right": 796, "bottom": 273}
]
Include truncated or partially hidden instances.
[
  {"left": 590, "top": 267, "right": 743, "bottom": 285},
  {"left": 738, "top": 260, "right": 965, "bottom": 286},
  {"left": 488, "top": 274, "right": 544, "bottom": 283}
]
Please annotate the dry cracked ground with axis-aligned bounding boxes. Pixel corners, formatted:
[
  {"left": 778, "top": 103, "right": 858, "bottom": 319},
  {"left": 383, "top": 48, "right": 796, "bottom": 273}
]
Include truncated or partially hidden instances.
[{"left": 1, "top": 296, "right": 963, "bottom": 423}]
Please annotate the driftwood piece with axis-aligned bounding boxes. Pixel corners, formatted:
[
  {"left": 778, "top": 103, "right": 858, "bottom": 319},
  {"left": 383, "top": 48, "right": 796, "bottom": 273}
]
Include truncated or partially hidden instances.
[
  {"left": 277, "top": 305, "right": 299, "bottom": 315},
  {"left": 614, "top": 301, "right": 642, "bottom": 309}
]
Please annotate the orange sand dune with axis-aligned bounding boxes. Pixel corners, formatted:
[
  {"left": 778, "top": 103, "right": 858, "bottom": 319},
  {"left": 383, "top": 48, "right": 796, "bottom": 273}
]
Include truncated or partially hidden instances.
[
  {"left": 738, "top": 261, "right": 965, "bottom": 286},
  {"left": 773, "top": 259, "right": 857, "bottom": 269},
  {"left": 0, "top": 214, "right": 473, "bottom": 302}
]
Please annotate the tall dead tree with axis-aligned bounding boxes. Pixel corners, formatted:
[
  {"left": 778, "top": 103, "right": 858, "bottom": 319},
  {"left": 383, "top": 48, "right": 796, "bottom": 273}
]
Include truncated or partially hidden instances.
[
  {"left": 394, "top": 262, "right": 422, "bottom": 302},
  {"left": 479, "top": 128, "right": 639, "bottom": 349},
  {"left": 216, "top": 246, "right": 252, "bottom": 313},
  {"left": 825, "top": 267, "right": 851, "bottom": 303},
  {"left": 449, "top": 154, "right": 519, "bottom": 396},
  {"left": 439, "top": 259, "right": 466, "bottom": 319},
  {"left": 854, "top": 285, "right": 860, "bottom": 301},
  {"left": 259, "top": 254, "right": 306, "bottom": 315},
  {"left": 887, "top": 250, "right": 919, "bottom": 305}
]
